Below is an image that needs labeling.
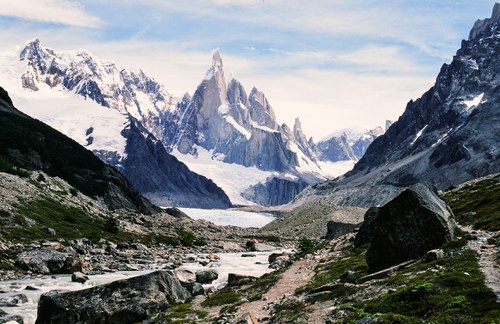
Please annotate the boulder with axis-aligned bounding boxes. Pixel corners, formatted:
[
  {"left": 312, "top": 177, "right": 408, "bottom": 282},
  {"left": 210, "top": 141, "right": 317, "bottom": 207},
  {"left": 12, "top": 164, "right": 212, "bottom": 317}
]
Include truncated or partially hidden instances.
[
  {"left": 268, "top": 252, "right": 291, "bottom": 269},
  {"left": 253, "top": 243, "right": 275, "bottom": 252},
  {"left": 15, "top": 249, "right": 81, "bottom": 274},
  {"left": 227, "top": 273, "right": 258, "bottom": 286},
  {"left": 35, "top": 271, "right": 190, "bottom": 324},
  {"left": 425, "top": 249, "right": 445, "bottom": 262},
  {"left": 0, "top": 311, "right": 24, "bottom": 324},
  {"left": 181, "top": 282, "right": 205, "bottom": 296},
  {"left": 354, "top": 207, "right": 380, "bottom": 247},
  {"left": 0, "top": 294, "right": 28, "bottom": 307},
  {"left": 71, "top": 272, "right": 89, "bottom": 284},
  {"left": 269, "top": 256, "right": 290, "bottom": 269},
  {"left": 325, "top": 220, "right": 360, "bottom": 240},
  {"left": 237, "top": 312, "right": 259, "bottom": 324},
  {"left": 174, "top": 268, "right": 196, "bottom": 284},
  {"left": 268, "top": 252, "right": 285, "bottom": 264},
  {"left": 365, "top": 183, "right": 456, "bottom": 273},
  {"left": 42, "top": 227, "right": 56, "bottom": 236},
  {"left": 195, "top": 269, "right": 218, "bottom": 284}
]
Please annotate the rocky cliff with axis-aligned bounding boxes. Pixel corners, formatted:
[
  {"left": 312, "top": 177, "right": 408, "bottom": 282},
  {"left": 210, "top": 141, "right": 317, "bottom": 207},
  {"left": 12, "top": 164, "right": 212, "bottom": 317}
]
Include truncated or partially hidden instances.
[
  {"left": 11, "top": 41, "right": 232, "bottom": 208},
  {"left": 292, "top": 4, "right": 500, "bottom": 208}
]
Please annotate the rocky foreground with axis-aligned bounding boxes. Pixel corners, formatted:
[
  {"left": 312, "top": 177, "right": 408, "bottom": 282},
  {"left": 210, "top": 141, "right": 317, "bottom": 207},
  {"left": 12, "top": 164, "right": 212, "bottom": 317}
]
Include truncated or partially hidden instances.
[{"left": 1, "top": 176, "right": 497, "bottom": 323}]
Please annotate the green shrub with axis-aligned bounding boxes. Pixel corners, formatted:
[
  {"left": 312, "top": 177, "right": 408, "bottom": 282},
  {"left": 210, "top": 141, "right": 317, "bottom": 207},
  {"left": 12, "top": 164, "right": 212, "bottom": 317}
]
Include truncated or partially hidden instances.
[
  {"left": 297, "top": 237, "right": 318, "bottom": 257},
  {"left": 177, "top": 228, "right": 206, "bottom": 247},
  {"left": 104, "top": 216, "right": 119, "bottom": 234},
  {"left": 201, "top": 287, "right": 241, "bottom": 307}
]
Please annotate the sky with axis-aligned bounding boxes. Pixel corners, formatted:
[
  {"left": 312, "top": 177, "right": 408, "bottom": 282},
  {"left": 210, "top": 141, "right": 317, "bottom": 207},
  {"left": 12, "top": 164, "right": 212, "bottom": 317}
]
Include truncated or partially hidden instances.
[{"left": 0, "top": 0, "right": 496, "bottom": 140}]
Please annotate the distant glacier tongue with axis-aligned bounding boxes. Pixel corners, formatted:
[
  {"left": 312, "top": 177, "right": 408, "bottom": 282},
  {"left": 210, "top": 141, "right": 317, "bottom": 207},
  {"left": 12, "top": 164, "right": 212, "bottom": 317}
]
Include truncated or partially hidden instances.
[{"left": 179, "top": 208, "right": 276, "bottom": 228}]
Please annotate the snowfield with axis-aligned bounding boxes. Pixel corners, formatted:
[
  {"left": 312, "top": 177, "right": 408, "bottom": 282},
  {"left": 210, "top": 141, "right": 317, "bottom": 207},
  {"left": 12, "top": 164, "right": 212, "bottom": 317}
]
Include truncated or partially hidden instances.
[{"left": 179, "top": 208, "right": 276, "bottom": 228}]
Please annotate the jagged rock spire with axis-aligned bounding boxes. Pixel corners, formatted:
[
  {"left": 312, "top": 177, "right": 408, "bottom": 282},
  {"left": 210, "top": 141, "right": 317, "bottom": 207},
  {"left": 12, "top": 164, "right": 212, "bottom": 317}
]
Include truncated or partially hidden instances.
[{"left": 469, "top": 2, "right": 500, "bottom": 39}]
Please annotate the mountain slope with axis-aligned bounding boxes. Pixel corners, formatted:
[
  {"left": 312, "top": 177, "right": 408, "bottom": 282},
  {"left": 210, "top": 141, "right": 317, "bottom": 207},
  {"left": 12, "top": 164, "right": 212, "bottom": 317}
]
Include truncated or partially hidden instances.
[
  {"left": 0, "top": 86, "right": 158, "bottom": 214},
  {"left": 1, "top": 42, "right": 231, "bottom": 208},
  {"left": 291, "top": 4, "right": 500, "bottom": 208},
  {"left": 3, "top": 40, "right": 378, "bottom": 206}
]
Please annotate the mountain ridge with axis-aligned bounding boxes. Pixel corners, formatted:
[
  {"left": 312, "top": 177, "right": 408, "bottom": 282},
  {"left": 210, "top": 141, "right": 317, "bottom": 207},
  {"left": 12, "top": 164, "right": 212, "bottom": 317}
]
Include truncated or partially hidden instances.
[{"left": 289, "top": 4, "right": 500, "bottom": 208}]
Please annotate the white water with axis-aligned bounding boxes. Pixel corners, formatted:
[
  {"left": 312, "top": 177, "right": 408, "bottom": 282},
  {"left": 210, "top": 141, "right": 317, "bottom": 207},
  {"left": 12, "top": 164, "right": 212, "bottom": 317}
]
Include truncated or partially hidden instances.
[
  {"left": 0, "top": 251, "right": 280, "bottom": 323},
  {"left": 179, "top": 208, "right": 276, "bottom": 228}
]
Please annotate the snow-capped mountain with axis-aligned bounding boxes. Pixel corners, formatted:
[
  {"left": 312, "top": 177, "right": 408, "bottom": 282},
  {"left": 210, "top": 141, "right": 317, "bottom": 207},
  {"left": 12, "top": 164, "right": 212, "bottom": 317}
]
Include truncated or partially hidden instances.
[
  {"left": 1, "top": 40, "right": 365, "bottom": 206},
  {"left": 167, "top": 49, "right": 340, "bottom": 205},
  {"left": 0, "top": 40, "right": 231, "bottom": 208},
  {"left": 292, "top": 3, "right": 500, "bottom": 208},
  {"left": 315, "top": 124, "right": 389, "bottom": 162}
]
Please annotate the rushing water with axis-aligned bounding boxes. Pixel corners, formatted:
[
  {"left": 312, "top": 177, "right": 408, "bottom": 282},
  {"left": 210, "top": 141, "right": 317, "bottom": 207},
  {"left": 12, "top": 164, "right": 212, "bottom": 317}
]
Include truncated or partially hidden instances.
[
  {"left": 0, "top": 251, "right": 280, "bottom": 324},
  {"left": 179, "top": 208, "right": 276, "bottom": 228}
]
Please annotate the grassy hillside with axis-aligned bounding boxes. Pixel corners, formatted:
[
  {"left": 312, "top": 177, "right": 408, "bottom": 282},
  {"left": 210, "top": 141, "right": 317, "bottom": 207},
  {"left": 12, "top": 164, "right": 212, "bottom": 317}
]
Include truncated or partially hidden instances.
[{"left": 441, "top": 173, "right": 500, "bottom": 231}]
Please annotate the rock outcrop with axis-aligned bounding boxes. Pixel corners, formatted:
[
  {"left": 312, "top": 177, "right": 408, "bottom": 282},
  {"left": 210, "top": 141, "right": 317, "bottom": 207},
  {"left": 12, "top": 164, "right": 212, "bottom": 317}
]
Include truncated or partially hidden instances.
[
  {"left": 35, "top": 270, "right": 190, "bottom": 324},
  {"left": 15, "top": 249, "right": 81, "bottom": 275},
  {"left": 364, "top": 183, "right": 457, "bottom": 272},
  {"left": 241, "top": 177, "right": 308, "bottom": 206},
  {"left": 325, "top": 220, "right": 360, "bottom": 240},
  {"left": 289, "top": 5, "right": 500, "bottom": 208}
]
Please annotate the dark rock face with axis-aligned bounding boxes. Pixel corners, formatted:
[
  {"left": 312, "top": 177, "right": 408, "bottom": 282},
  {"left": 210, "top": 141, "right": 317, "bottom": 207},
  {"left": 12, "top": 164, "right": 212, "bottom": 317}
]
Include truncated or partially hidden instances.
[
  {"left": 350, "top": 5, "right": 500, "bottom": 189},
  {"left": 0, "top": 90, "right": 159, "bottom": 214},
  {"left": 325, "top": 221, "right": 360, "bottom": 240},
  {"left": 195, "top": 269, "right": 218, "bottom": 284},
  {"left": 120, "top": 119, "right": 232, "bottom": 208},
  {"left": 35, "top": 270, "right": 190, "bottom": 324},
  {"left": 293, "top": 6, "right": 500, "bottom": 208},
  {"left": 317, "top": 133, "right": 357, "bottom": 162},
  {"left": 355, "top": 207, "right": 380, "bottom": 247},
  {"left": 365, "top": 184, "right": 456, "bottom": 273},
  {"left": 15, "top": 249, "right": 81, "bottom": 275},
  {"left": 242, "top": 177, "right": 308, "bottom": 206}
]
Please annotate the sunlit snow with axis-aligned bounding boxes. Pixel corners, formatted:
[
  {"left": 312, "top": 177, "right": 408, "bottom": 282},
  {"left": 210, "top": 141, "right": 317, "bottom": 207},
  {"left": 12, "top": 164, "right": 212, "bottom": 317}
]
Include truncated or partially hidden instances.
[
  {"left": 411, "top": 125, "right": 428, "bottom": 145},
  {"left": 179, "top": 208, "right": 276, "bottom": 228},
  {"left": 172, "top": 146, "right": 275, "bottom": 205},
  {"left": 463, "top": 93, "right": 484, "bottom": 111}
]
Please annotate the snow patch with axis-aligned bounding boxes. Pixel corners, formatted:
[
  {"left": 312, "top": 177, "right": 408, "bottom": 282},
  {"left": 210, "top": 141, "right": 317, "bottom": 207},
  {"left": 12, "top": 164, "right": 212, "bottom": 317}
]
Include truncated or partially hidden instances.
[
  {"left": 172, "top": 146, "right": 274, "bottom": 206},
  {"left": 411, "top": 125, "right": 428, "bottom": 145},
  {"left": 251, "top": 121, "right": 279, "bottom": 133},
  {"left": 466, "top": 58, "right": 479, "bottom": 70},
  {"left": 12, "top": 86, "right": 129, "bottom": 160},
  {"left": 463, "top": 93, "right": 484, "bottom": 111},
  {"left": 316, "top": 160, "right": 356, "bottom": 179},
  {"left": 225, "top": 115, "right": 252, "bottom": 140}
]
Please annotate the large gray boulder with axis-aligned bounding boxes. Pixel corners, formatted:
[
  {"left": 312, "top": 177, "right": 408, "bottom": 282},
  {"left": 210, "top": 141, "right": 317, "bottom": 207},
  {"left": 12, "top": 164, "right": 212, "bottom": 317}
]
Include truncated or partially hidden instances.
[
  {"left": 15, "top": 249, "right": 81, "bottom": 274},
  {"left": 195, "top": 269, "right": 218, "bottom": 284},
  {"left": 365, "top": 183, "right": 456, "bottom": 273},
  {"left": 35, "top": 270, "right": 190, "bottom": 324},
  {"left": 325, "top": 220, "right": 361, "bottom": 240}
]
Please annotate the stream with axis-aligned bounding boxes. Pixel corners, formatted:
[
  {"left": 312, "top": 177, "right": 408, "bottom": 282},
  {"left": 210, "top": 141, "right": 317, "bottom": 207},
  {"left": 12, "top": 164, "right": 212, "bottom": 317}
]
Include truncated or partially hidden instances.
[{"left": 0, "top": 251, "right": 279, "bottom": 324}]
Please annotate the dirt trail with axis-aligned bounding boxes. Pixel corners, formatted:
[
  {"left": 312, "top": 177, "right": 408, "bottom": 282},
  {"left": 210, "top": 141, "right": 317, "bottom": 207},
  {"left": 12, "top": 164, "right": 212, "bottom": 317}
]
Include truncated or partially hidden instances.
[
  {"left": 463, "top": 226, "right": 500, "bottom": 301},
  {"left": 236, "top": 251, "right": 324, "bottom": 321}
]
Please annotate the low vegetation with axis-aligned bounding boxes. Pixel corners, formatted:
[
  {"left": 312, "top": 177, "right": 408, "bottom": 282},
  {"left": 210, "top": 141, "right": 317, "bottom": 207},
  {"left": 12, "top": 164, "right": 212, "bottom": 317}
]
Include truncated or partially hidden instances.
[
  {"left": 441, "top": 173, "right": 500, "bottom": 231},
  {"left": 292, "top": 239, "right": 500, "bottom": 323},
  {"left": 152, "top": 303, "right": 208, "bottom": 324},
  {"left": 0, "top": 198, "right": 140, "bottom": 243}
]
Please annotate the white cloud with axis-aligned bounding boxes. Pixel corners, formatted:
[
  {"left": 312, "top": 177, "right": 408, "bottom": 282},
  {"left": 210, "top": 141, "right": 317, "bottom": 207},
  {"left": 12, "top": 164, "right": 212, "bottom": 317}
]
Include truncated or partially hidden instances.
[{"left": 0, "top": 0, "right": 102, "bottom": 28}]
